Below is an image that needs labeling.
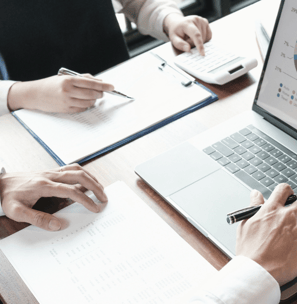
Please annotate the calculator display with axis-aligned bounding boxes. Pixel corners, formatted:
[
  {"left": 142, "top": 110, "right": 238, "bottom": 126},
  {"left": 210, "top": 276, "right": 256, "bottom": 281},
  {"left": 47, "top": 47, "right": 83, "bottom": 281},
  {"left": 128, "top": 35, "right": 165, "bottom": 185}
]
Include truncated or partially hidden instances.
[{"left": 209, "top": 57, "right": 244, "bottom": 74}]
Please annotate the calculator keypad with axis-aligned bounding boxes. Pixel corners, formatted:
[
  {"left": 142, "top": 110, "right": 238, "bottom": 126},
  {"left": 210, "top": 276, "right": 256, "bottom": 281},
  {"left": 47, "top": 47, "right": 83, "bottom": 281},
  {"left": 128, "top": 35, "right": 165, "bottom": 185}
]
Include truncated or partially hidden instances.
[{"left": 174, "top": 41, "right": 238, "bottom": 74}]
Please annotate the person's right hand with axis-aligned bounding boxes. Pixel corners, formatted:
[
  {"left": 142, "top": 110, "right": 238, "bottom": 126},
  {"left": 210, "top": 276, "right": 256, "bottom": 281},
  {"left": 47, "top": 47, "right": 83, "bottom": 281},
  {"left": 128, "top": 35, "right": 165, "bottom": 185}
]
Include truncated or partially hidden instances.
[
  {"left": 236, "top": 184, "right": 297, "bottom": 286},
  {"left": 163, "top": 14, "right": 212, "bottom": 56},
  {"left": 0, "top": 164, "right": 108, "bottom": 231},
  {"left": 7, "top": 74, "right": 114, "bottom": 113}
]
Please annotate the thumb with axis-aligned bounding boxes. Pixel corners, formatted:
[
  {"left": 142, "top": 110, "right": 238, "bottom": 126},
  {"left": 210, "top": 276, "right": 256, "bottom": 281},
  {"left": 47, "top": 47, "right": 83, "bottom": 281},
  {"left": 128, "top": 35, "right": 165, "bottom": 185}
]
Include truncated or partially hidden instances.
[
  {"left": 238, "top": 190, "right": 264, "bottom": 226},
  {"left": 170, "top": 35, "right": 191, "bottom": 52},
  {"left": 22, "top": 206, "right": 62, "bottom": 231},
  {"left": 250, "top": 189, "right": 264, "bottom": 207}
]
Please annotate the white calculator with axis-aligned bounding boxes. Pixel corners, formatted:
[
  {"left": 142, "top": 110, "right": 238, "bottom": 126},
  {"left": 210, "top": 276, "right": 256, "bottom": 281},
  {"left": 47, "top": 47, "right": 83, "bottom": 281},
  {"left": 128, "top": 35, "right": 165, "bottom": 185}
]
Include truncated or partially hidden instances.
[{"left": 174, "top": 40, "right": 258, "bottom": 85}]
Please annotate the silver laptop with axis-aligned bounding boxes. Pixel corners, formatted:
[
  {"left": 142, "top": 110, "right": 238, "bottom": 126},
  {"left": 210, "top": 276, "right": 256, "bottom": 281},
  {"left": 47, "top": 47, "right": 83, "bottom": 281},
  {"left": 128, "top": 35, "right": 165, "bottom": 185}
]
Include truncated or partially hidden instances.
[{"left": 135, "top": 0, "right": 297, "bottom": 258}]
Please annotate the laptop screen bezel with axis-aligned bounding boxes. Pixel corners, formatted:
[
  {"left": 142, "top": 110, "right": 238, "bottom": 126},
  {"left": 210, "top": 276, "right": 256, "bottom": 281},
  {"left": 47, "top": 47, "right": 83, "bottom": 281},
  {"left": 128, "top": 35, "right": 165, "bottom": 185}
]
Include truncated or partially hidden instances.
[{"left": 252, "top": 0, "right": 297, "bottom": 140}]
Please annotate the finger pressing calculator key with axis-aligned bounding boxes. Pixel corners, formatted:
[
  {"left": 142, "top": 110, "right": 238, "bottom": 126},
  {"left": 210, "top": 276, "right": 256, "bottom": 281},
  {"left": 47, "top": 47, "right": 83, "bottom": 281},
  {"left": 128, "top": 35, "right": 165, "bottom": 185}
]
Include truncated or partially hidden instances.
[{"left": 174, "top": 40, "right": 258, "bottom": 85}]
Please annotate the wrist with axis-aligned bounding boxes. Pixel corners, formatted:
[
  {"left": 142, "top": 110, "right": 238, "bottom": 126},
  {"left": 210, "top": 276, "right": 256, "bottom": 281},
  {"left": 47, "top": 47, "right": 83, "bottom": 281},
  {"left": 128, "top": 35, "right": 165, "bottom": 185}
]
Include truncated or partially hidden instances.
[
  {"left": 163, "top": 13, "right": 184, "bottom": 37},
  {"left": 7, "top": 80, "right": 40, "bottom": 111},
  {"left": 7, "top": 82, "right": 26, "bottom": 111},
  {"left": 239, "top": 252, "right": 283, "bottom": 285},
  {"left": 252, "top": 257, "right": 283, "bottom": 286}
]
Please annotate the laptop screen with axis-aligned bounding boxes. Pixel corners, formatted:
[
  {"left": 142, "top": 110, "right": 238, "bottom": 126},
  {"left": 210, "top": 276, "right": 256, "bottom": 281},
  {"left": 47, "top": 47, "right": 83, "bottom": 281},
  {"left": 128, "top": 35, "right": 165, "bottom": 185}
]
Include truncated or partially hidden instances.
[{"left": 254, "top": 0, "right": 297, "bottom": 134}]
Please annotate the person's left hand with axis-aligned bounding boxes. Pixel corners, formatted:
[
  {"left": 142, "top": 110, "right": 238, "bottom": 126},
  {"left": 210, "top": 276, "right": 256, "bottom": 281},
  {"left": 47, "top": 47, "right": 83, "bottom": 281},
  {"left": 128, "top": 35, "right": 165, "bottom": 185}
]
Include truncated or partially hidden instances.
[{"left": 163, "top": 13, "right": 212, "bottom": 55}]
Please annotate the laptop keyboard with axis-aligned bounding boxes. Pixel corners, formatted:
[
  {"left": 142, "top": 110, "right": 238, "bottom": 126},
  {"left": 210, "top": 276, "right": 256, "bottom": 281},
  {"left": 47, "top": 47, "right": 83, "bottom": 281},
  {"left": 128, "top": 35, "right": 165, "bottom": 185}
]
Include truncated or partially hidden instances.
[{"left": 203, "top": 125, "right": 297, "bottom": 199}]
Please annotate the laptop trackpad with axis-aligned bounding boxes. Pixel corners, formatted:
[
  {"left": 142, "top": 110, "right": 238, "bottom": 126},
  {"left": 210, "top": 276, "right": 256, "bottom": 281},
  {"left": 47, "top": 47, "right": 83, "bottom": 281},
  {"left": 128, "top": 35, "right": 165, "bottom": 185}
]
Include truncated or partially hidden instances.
[{"left": 169, "top": 169, "right": 251, "bottom": 255}]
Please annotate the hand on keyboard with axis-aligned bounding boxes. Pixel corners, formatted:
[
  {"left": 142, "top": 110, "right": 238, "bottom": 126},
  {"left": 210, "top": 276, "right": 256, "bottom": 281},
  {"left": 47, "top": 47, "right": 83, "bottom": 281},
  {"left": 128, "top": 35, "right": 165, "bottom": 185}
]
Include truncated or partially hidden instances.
[{"left": 163, "top": 14, "right": 212, "bottom": 56}]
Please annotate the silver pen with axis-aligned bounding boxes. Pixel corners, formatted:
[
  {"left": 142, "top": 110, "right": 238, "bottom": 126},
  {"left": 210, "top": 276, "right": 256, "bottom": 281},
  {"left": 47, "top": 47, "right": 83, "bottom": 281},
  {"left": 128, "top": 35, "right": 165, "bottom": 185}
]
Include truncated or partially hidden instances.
[{"left": 58, "top": 67, "right": 134, "bottom": 101}]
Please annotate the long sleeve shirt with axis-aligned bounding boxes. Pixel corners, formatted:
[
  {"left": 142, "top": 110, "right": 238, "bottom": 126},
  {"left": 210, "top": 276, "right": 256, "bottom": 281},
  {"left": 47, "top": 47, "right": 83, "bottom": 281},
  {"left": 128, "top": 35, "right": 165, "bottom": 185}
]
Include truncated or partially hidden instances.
[
  {"left": 190, "top": 256, "right": 280, "bottom": 304},
  {"left": 0, "top": 0, "right": 182, "bottom": 115}
]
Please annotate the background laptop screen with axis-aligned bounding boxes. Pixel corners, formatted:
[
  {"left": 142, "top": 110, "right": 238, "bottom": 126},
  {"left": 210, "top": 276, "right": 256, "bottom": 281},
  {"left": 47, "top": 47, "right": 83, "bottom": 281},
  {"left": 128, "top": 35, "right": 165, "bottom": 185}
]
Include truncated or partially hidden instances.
[{"left": 256, "top": 0, "right": 297, "bottom": 130}]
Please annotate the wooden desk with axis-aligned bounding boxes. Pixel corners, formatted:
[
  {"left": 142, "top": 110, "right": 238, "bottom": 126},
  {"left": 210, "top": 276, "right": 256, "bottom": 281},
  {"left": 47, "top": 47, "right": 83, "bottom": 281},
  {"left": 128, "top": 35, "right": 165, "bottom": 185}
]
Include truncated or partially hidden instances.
[{"left": 0, "top": 2, "right": 281, "bottom": 303}]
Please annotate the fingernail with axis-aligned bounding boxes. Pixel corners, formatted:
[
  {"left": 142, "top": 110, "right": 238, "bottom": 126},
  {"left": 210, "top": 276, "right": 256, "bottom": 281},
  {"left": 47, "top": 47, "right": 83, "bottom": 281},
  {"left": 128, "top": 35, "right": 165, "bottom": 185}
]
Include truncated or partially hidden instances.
[
  {"left": 251, "top": 189, "right": 259, "bottom": 197},
  {"left": 49, "top": 219, "right": 61, "bottom": 231},
  {"left": 102, "top": 192, "right": 108, "bottom": 203},
  {"left": 93, "top": 192, "right": 108, "bottom": 205},
  {"left": 183, "top": 45, "right": 189, "bottom": 52}
]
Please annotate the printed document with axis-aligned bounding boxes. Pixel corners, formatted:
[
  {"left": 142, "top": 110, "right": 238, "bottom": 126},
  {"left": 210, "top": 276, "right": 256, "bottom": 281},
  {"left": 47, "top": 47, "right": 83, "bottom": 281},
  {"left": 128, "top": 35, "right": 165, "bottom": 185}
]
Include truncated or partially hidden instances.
[{"left": 0, "top": 182, "right": 216, "bottom": 304}]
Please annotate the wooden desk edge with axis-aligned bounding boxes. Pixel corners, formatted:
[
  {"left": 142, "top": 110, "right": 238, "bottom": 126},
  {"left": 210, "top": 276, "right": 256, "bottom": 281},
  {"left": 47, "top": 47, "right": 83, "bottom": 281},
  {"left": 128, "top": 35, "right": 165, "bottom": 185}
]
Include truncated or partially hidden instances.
[{"left": 0, "top": 250, "right": 38, "bottom": 304}]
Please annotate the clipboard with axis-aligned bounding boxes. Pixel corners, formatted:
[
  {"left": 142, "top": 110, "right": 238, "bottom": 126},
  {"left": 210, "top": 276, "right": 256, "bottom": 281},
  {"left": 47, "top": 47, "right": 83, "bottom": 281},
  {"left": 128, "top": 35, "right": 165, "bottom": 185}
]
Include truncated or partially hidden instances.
[{"left": 12, "top": 52, "right": 218, "bottom": 166}]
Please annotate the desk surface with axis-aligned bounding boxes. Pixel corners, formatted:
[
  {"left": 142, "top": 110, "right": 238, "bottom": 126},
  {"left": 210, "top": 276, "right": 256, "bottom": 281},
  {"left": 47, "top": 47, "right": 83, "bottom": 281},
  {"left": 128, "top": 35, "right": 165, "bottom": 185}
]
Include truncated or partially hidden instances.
[{"left": 0, "top": 1, "right": 289, "bottom": 303}]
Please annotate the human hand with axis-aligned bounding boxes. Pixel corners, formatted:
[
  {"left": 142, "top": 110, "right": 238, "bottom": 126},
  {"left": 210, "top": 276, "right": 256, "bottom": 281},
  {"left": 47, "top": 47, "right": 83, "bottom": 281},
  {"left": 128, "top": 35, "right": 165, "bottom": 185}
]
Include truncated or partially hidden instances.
[
  {"left": 163, "top": 13, "right": 212, "bottom": 55},
  {"left": 236, "top": 184, "right": 297, "bottom": 286},
  {"left": 7, "top": 74, "right": 114, "bottom": 113},
  {"left": 0, "top": 164, "right": 108, "bottom": 231}
]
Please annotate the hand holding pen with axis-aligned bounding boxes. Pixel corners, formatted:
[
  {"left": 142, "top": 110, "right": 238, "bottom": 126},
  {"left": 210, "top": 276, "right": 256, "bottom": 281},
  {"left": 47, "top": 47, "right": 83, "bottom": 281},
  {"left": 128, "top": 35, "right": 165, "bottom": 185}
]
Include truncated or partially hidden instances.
[
  {"left": 58, "top": 68, "right": 134, "bottom": 101},
  {"left": 227, "top": 192, "right": 297, "bottom": 224},
  {"left": 7, "top": 72, "right": 119, "bottom": 114},
  {"left": 236, "top": 184, "right": 297, "bottom": 286}
]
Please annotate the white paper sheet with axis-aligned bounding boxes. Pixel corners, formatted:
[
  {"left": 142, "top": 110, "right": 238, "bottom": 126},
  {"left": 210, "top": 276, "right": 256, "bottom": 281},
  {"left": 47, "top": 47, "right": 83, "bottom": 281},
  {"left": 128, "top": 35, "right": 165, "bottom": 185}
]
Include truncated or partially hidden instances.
[
  {"left": 14, "top": 52, "right": 211, "bottom": 164},
  {"left": 0, "top": 182, "right": 216, "bottom": 304}
]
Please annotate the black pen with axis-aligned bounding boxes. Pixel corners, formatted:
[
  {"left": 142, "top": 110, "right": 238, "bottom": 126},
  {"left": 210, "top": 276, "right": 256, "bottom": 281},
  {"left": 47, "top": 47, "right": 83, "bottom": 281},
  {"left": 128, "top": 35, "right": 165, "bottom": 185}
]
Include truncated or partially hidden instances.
[{"left": 226, "top": 194, "right": 297, "bottom": 225}]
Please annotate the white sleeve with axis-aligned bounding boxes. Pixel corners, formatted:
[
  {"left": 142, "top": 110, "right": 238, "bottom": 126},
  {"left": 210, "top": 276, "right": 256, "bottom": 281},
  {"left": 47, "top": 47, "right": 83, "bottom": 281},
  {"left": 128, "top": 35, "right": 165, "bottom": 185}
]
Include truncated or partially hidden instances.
[
  {"left": 0, "top": 80, "right": 17, "bottom": 116},
  {"left": 189, "top": 256, "right": 281, "bottom": 304},
  {"left": 0, "top": 167, "right": 6, "bottom": 216},
  {"left": 116, "top": 0, "right": 183, "bottom": 41}
]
